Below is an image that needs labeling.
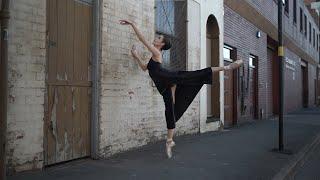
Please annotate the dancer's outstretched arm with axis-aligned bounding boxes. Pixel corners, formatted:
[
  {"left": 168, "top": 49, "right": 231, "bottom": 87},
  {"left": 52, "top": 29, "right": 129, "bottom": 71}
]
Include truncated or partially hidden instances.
[
  {"left": 131, "top": 45, "right": 148, "bottom": 71},
  {"left": 120, "top": 20, "right": 161, "bottom": 58}
]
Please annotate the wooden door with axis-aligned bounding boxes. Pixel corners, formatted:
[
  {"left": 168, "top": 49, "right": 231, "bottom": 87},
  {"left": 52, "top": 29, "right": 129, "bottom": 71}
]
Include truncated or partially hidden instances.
[
  {"left": 224, "top": 61, "right": 234, "bottom": 126},
  {"left": 272, "top": 50, "right": 280, "bottom": 115},
  {"left": 301, "top": 65, "right": 308, "bottom": 108},
  {"left": 249, "top": 56, "right": 258, "bottom": 119},
  {"left": 317, "top": 68, "right": 320, "bottom": 105},
  {"left": 267, "top": 48, "right": 274, "bottom": 116},
  {"left": 46, "top": 0, "right": 92, "bottom": 165}
]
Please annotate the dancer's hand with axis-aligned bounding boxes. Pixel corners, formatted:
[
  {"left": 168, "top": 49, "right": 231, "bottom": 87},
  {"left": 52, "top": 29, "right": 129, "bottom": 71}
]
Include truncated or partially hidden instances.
[
  {"left": 119, "top": 19, "right": 134, "bottom": 26},
  {"left": 131, "top": 45, "right": 139, "bottom": 60}
]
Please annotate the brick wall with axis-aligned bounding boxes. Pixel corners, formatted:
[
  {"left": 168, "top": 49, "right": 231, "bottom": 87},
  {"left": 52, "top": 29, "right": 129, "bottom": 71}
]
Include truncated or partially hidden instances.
[
  {"left": 283, "top": 49, "right": 303, "bottom": 112},
  {"left": 308, "top": 63, "right": 317, "bottom": 106},
  {"left": 98, "top": 0, "right": 199, "bottom": 157},
  {"left": 224, "top": 2, "right": 316, "bottom": 121},
  {"left": 246, "top": 0, "right": 319, "bottom": 64},
  {"left": 6, "top": 0, "right": 46, "bottom": 173},
  {"left": 224, "top": 5, "right": 271, "bottom": 120}
]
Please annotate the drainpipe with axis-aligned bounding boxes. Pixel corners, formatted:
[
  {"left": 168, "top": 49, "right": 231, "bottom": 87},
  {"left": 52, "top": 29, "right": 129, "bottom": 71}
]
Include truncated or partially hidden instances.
[
  {"left": 91, "top": 0, "right": 101, "bottom": 159},
  {"left": 0, "top": 0, "right": 10, "bottom": 179}
]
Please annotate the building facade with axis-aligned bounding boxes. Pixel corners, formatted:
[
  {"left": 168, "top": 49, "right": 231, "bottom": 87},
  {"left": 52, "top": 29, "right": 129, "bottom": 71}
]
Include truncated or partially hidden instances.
[
  {"left": 2, "top": 0, "right": 225, "bottom": 174},
  {"left": 2, "top": 0, "right": 320, "bottom": 175},
  {"left": 224, "top": 0, "right": 320, "bottom": 126}
]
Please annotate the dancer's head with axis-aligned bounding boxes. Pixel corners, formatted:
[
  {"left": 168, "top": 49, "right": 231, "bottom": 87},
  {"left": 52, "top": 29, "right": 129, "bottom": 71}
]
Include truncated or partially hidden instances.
[{"left": 153, "top": 34, "right": 171, "bottom": 51}]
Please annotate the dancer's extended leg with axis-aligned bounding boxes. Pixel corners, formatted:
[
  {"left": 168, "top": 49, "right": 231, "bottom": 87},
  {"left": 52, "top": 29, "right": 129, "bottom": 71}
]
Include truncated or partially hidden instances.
[
  {"left": 211, "top": 59, "right": 243, "bottom": 73},
  {"left": 211, "top": 59, "right": 243, "bottom": 82}
]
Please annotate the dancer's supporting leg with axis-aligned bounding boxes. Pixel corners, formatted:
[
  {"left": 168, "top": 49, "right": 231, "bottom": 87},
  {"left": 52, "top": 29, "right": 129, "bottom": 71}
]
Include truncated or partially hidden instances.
[
  {"left": 165, "top": 60, "right": 243, "bottom": 158},
  {"left": 166, "top": 84, "right": 176, "bottom": 158}
]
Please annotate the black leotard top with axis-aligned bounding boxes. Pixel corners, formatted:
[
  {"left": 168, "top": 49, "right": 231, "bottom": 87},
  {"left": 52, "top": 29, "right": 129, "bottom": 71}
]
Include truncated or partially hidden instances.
[{"left": 147, "top": 58, "right": 172, "bottom": 95}]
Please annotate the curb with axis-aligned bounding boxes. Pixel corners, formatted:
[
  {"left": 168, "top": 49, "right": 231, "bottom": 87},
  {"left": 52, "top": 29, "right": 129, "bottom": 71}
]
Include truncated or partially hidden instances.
[{"left": 272, "top": 133, "right": 320, "bottom": 180}]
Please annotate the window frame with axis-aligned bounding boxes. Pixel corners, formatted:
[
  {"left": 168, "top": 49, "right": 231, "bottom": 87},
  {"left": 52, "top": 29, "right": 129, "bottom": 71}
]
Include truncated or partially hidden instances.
[
  {"left": 284, "top": 0, "right": 289, "bottom": 16},
  {"left": 293, "top": 0, "right": 297, "bottom": 24},
  {"left": 249, "top": 55, "right": 256, "bottom": 69},
  {"left": 300, "top": 8, "right": 303, "bottom": 33},
  {"left": 317, "top": 34, "right": 319, "bottom": 51},
  {"left": 154, "top": 0, "right": 187, "bottom": 70},
  {"left": 223, "top": 45, "right": 234, "bottom": 63},
  {"left": 304, "top": 14, "right": 307, "bottom": 38},
  {"left": 309, "top": 22, "right": 312, "bottom": 43},
  {"left": 313, "top": 28, "right": 315, "bottom": 47}
]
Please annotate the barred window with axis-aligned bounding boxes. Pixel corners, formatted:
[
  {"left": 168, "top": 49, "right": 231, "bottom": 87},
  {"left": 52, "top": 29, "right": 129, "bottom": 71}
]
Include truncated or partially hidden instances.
[
  {"left": 309, "top": 22, "right": 311, "bottom": 43},
  {"left": 284, "top": 0, "right": 289, "bottom": 15},
  {"left": 317, "top": 34, "right": 319, "bottom": 51},
  {"left": 313, "top": 28, "right": 315, "bottom": 47},
  {"left": 155, "top": 0, "right": 187, "bottom": 71},
  {"left": 300, "top": 8, "right": 303, "bottom": 32},
  {"left": 305, "top": 15, "right": 307, "bottom": 37},
  {"left": 293, "top": 0, "right": 297, "bottom": 24}
]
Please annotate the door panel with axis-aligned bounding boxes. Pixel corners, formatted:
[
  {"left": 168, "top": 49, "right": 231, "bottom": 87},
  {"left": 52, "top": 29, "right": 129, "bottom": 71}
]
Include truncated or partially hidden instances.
[
  {"left": 46, "top": 0, "right": 92, "bottom": 165},
  {"left": 267, "top": 48, "right": 274, "bottom": 117},
  {"left": 224, "top": 61, "right": 233, "bottom": 126},
  {"left": 249, "top": 57, "right": 258, "bottom": 119},
  {"left": 272, "top": 51, "right": 280, "bottom": 115},
  {"left": 302, "top": 65, "right": 308, "bottom": 108}
]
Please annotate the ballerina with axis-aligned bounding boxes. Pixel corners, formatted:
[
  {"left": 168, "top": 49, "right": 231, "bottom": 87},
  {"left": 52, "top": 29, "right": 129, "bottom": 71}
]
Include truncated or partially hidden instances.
[{"left": 120, "top": 19, "right": 243, "bottom": 158}]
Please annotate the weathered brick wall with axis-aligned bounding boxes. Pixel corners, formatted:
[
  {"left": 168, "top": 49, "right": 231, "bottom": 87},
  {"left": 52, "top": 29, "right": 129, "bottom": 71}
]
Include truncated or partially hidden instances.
[
  {"left": 224, "top": 5, "right": 271, "bottom": 120},
  {"left": 99, "top": 0, "right": 200, "bottom": 157},
  {"left": 6, "top": 0, "right": 46, "bottom": 173}
]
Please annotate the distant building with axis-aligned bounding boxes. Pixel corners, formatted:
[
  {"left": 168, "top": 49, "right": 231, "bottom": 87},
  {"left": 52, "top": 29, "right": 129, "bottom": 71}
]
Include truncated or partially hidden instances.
[{"left": 224, "top": 0, "right": 320, "bottom": 126}]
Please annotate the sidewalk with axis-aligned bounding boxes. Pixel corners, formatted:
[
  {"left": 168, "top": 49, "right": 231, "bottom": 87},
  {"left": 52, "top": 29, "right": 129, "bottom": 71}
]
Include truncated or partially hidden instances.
[
  {"left": 9, "top": 108, "right": 320, "bottom": 180},
  {"left": 291, "top": 135, "right": 320, "bottom": 180}
]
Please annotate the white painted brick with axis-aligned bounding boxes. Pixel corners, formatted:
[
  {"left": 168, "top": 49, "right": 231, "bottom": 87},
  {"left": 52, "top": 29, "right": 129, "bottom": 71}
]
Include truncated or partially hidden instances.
[
  {"left": 98, "top": 0, "right": 200, "bottom": 158},
  {"left": 7, "top": 0, "right": 46, "bottom": 173}
]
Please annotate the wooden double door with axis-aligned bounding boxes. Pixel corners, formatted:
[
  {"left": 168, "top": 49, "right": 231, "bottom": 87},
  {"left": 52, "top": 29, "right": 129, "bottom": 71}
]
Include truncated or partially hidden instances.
[
  {"left": 46, "top": 0, "right": 92, "bottom": 165},
  {"left": 224, "top": 62, "right": 237, "bottom": 126}
]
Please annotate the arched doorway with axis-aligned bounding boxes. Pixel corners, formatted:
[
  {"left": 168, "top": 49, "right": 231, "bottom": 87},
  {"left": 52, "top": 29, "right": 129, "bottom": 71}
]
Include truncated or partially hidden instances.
[{"left": 206, "top": 15, "right": 220, "bottom": 121}]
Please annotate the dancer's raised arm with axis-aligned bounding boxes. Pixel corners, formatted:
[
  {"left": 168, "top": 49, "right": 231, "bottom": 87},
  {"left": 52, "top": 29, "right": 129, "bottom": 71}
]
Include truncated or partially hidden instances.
[
  {"left": 120, "top": 20, "right": 161, "bottom": 58},
  {"left": 131, "top": 45, "right": 148, "bottom": 71}
]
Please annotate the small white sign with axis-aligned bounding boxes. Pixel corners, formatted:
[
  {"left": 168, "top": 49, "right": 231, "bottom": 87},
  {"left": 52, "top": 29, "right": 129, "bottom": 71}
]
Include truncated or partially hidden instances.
[{"left": 285, "top": 57, "right": 296, "bottom": 80}]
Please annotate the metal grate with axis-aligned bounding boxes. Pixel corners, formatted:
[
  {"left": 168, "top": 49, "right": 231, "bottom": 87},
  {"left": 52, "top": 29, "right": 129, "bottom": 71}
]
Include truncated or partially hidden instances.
[{"left": 155, "top": 0, "right": 187, "bottom": 71}]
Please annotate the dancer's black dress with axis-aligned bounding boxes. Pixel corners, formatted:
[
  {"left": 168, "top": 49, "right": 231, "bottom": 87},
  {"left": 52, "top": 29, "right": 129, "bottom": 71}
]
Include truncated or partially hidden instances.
[{"left": 147, "top": 58, "right": 213, "bottom": 129}]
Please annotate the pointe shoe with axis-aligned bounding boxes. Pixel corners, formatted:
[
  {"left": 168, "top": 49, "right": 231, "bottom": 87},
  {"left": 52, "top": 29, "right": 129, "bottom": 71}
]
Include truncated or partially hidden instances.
[
  {"left": 226, "top": 59, "right": 243, "bottom": 70},
  {"left": 166, "top": 140, "right": 176, "bottom": 159}
]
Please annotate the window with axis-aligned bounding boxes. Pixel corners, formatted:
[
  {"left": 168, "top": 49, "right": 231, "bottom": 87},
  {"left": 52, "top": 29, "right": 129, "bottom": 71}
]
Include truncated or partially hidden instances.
[
  {"left": 284, "top": 0, "right": 289, "bottom": 15},
  {"left": 304, "top": 15, "right": 307, "bottom": 37},
  {"left": 155, "top": 0, "right": 187, "bottom": 70},
  {"left": 317, "top": 34, "right": 319, "bottom": 51},
  {"left": 223, "top": 45, "right": 233, "bottom": 62},
  {"left": 293, "top": 0, "right": 297, "bottom": 24},
  {"left": 309, "top": 22, "right": 312, "bottom": 43},
  {"left": 313, "top": 28, "right": 315, "bottom": 47},
  {"left": 300, "top": 8, "right": 303, "bottom": 32},
  {"left": 249, "top": 55, "right": 256, "bottom": 68}
]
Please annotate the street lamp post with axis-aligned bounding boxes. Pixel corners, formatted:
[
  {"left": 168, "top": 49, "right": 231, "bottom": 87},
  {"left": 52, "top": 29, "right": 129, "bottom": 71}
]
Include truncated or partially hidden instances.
[
  {"left": 278, "top": 0, "right": 284, "bottom": 152},
  {"left": 272, "top": 0, "right": 292, "bottom": 155}
]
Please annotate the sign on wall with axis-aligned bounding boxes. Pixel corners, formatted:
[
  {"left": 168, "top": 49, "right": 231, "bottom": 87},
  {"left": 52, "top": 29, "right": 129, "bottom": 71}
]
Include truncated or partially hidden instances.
[{"left": 285, "top": 57, "right": 296, "bottom": 80}]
